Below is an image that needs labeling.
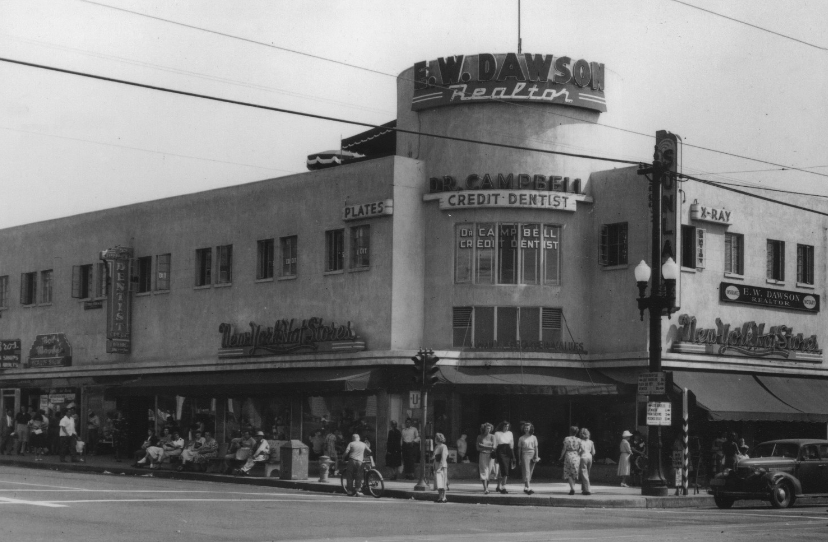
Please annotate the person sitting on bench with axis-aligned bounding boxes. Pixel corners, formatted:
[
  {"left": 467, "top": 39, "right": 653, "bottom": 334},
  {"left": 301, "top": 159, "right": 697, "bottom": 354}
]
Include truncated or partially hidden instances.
[
  {"left": 222, "top": 430, "right": 255, "bottom": 474},
  {"left": 236, "top": 431, "right": 270, "bottom": 475}
]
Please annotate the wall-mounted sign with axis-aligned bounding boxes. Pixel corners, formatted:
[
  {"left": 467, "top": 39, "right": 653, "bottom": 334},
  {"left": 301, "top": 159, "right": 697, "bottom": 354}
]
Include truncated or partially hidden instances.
[
  {"left": 409, "top": 391, "right": 421, "bottom": 409},
  {"left": 429, "top": 174, "right": 581, "bottom": 194},
  {"left": 412, "top": 53, "right": 606, "bottom": 113},
  {"left": 83, "top": 299, "right": 103, "bottom": 310},
  {"left": 637, "top": 372, "right": 668, "bottom": 395},
  {"left": 656, "top": 131, "right": 682, "bottom": 312},
  {"left": 646, "top": 402, "right": 672, "bottom": 426},
  {"left": 218, "top": 318, "right": 366, "bottom": 358},
  {"left": 342, "top": 199, "right": 393, "bottom": 221},
  {"left": 100, "top": 246, "right": 133, "bottom": 354},
  {"left": 27, "top": 334, "right": 72, "bottom": 368},
  {"left": 469, "top": 340, "right": 586, "bottom": 354},
  {"left": 424, "top": 190, "right": 591, "bottom": 212},
  {"left": 0, "top": 339, "right": 21, "bottom": 368},
  {"left": 720, "top": 282, "right": 819, "bottom": 313},
  {"left": 672, "top": 314, "right": 822, "bottom": 363},
  {"left": 690, "top": 202, "right": 732, "bottom": 225}
]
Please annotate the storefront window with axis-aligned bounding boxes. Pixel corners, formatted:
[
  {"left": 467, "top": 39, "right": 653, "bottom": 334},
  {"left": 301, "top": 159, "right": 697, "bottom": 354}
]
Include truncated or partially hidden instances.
[
  {"left": 225, "top": 396, "right": 291, "bottom": 441},
  {"left": 303, "top": 394, "right": 377, "bottom": 457}
]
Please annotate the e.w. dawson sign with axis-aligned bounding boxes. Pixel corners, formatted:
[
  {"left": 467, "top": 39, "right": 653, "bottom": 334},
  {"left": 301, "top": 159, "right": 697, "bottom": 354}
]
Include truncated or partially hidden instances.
[
  {"left": 218, "top": 318, "right": 366, "bottom": 358},
  {"left": 412, "top": 53, "right": 606, "bottom": 113},
  {"left": 720, "top": 282, "right": 819, "bottom": 313}
]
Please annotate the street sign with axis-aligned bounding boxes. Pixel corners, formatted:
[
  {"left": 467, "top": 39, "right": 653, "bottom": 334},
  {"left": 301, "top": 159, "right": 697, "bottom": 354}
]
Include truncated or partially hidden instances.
[
  {"left": 672, "top": 450, "right": 683, "bottom": 469},
  {"left": 409, "top": 390, "right": 421, "bottom": 408},
  {"left": 638, "top": 372, "right": 667, "bottom": 395},
  {"left": 646, "top": 401, "right": 672, "bottom": 426}
]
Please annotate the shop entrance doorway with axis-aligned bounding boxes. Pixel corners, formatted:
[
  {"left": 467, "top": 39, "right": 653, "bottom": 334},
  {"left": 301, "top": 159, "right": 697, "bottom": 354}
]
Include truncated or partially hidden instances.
[{"left": 0, "top": 389, "right": 20, "bottom": 415}]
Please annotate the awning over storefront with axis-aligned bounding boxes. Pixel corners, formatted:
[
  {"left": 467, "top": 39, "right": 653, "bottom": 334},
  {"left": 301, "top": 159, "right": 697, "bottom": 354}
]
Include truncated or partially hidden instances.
[
  {"left": 111, "top": 367, "right": 387, "bottom": 396},
  {"left": 755, "top": 376, "right": 828, "bottom": 423},
  {"left": 437, "top": 366, "right": 622, "bottom": 395},
  {"left": 671, "top": 371, "right": 825, "bottom": 422}
]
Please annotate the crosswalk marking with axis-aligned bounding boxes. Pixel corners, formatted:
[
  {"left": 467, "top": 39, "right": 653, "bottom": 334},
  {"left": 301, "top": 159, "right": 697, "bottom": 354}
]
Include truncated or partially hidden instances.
[{"left": 0, "top": 496, "right": 67, "bottom": 508}]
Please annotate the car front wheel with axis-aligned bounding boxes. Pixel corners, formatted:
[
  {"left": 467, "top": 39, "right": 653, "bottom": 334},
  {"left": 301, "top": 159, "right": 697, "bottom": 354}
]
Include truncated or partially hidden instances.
[
  {"left": 769, "top": 480, "right": 796, "bottom": 509},
  {"left": 714, "top": 493, "right": 735, "bottom": 509}
]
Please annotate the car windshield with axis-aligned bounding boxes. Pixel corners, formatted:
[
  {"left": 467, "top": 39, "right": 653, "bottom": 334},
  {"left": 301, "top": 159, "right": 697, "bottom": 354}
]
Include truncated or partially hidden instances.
[{"left": 753, "top": 443, "right": 799, "bottom": 458}]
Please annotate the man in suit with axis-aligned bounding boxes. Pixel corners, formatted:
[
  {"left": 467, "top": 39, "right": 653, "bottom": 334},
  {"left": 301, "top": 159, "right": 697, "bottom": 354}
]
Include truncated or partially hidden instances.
[{"left": 0, "top": 408, "right": 14, "bottom": 454}]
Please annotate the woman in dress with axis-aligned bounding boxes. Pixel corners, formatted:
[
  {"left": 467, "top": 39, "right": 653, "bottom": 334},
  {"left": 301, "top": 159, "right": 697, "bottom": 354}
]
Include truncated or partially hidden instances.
[
  {"left": 579, "top": 427, "right": 596, "bottom": 495},
  {"left": 178, "top": 430, "right": 205, "bottom": 471},
  {"left": 518, "top": 422, "right": 539, "bottom": 495},
  {"left": 192, "top": 430, "right": 220, "bottom": 471},
  {"left": 28, "top": 409, "right": 48, "bottom": 462},
  {"left": 493, "top": 421, "right": 515, "bottom": 494},
  {"left": 432, "top": 433, "right": 448, "bottom": 503},
  {"left": 476, "top": 422, "right": 495, "bottom": 494},
  {"left": 618, "top": 430, "right": 632, "bottom": 487},
  {"left": 558, "top": 425, "right": 582, "bottom": 495}
]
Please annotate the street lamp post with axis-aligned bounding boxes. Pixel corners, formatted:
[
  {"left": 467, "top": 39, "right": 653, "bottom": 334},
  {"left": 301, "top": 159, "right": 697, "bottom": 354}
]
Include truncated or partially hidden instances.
[{"left": 635, "top": 144, "right": 680, "bottom": 497}]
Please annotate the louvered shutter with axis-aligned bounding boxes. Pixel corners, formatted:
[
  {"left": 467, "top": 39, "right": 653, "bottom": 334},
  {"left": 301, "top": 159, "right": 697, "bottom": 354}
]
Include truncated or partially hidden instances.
[
  {"left": 71, "top": 266, "right": 81, "bottom": 298},
  {"left": 599, "top": 225, "right": 608, "bottom": 265}
]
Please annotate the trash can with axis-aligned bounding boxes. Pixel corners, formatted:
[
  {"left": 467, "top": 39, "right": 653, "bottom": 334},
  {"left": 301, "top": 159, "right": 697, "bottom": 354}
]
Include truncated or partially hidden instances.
[{"left": 280, "top": 440, "right": 309, "bottom": 480}]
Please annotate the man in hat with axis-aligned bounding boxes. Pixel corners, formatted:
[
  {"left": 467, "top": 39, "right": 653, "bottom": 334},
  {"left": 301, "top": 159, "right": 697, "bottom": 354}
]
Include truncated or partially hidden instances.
[{"left": 237, "top": 430, "right": 270, "bottom": 475}]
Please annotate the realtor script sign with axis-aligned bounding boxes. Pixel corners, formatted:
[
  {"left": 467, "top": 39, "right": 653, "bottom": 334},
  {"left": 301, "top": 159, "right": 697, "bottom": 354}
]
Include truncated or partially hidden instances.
[{"left": 218, "top": 318, "right": 366, "bottom": 358}]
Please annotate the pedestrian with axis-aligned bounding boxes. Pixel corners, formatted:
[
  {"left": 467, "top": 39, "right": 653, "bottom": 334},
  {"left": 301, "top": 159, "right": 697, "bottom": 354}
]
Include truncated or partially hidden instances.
[
  {"left": 324, "top": 427, "right": 339, "bottom": 474},
  {"left": 722, "top": 432, "right": 739, "bottom": 470},
  {"left": 618, "top": 430, "right": 632, "bottom": 487},
  {"left": 476, "top": 422, "right": 496, "bottom": 494},
  {"left": 456, "top": 433, "right": 468, "bottom": 463},
  {"left": 493, "top": 421, "right": 515, "bottom": 494},
  {"left": 343, "top": 433, "right": 369, "bottom": 496},
  {"left": 28, "top": 409, "right": 48, "bottom": 461},
  {"left": 111, "top": 410, "right": 129, "bottom": 462},
  {"left": 401, "top": 418, "right": 420, "bottom": 480},
  {"left": 59, "top": 407, "right": 84, "bottom": 463},
  {"left": 87, "top": 411, "right": 101, "bottom": 456},
  {"left": 14, "top": 405, "right": 30, "bottom": 455},
  {"left": 579, "top": 427, "right": 596, "bottom": 495},
  {"left": 518, "top": 422, "right": 539, "bottom": 495},
  {"left": 385, "top": 421, "right": 402, "bottom": 480},
  {"left": 433, "top": 433, "right": 448, "bottom": 503},
  {"left": 559, "top": 425, "right": 582, "bottom": 495},
  {"left": 0, "top": 408, "right": 14, "bottom": 454}
]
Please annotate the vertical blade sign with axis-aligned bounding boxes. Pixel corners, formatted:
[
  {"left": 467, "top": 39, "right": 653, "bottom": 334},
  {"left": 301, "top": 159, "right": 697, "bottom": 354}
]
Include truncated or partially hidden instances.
[
  {"left": 656, "top": 131, "right": 682, "bottom": 312},
  {"left": 101, "top": 246, "right": 133, "bottom": 354}
]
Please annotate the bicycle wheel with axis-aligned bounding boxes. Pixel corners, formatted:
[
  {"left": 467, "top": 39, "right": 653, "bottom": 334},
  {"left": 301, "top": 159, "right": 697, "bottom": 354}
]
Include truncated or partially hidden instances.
[
  {"left": 340, "top": 471, "right": 354, "bottom": 495},
  {"left": 365, "top": 469, "right": 385, "bottom": 498}
]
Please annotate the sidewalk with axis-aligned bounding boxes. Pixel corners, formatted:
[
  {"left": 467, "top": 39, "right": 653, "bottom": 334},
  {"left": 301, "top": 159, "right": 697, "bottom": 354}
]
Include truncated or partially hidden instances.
[{"left": 0, "top": 453, "right": 713, "bottom": 508}]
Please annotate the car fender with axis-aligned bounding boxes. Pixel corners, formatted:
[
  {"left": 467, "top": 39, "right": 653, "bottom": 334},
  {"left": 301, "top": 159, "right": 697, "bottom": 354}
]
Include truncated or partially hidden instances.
[{"left": 762, "top": 471, "right": 802, "bottom": 496}]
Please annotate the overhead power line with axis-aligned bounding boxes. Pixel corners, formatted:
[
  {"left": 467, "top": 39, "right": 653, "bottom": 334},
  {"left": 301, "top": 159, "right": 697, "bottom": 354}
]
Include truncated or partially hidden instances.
[
  {"left": 668, "top": 0, "right": 828, "bottom": 51},
  {"left": 78, "top": 0, "right": 827, "bottom": 179},
  {"left": 0, "top": 56, "right": 642, "bottom": 166}
]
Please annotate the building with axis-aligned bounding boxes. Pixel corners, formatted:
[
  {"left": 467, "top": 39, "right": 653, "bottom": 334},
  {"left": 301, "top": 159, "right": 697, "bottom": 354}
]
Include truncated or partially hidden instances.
[{"left": 1, "top": 52, "right": 827, "bottom": 473}]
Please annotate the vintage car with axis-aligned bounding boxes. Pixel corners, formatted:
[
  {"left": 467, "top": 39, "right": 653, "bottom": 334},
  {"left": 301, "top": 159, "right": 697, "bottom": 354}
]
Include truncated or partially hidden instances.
[{"left": 709, "top": 439, "right": 828, "bottom": 508}]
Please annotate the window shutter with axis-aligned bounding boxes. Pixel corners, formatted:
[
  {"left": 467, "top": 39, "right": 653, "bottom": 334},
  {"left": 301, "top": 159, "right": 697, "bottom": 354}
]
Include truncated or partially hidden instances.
[
  {"left": 724, "top": 235, "right": 732, "bottom": 273},
  {"left": 71, "top": 266, "right": 81, "bottom": 298},
  {"left": 766, "top": 241, "right": 773, "bottom": 279},
  {"left": 599, "top": 225, "right": 608, "bottom": 266},
  {"left": 19, "top": 273, "right": 25, "bottom": 304},
  {"left": 695, "top": 228, "right": 705, "bottom": 269},
  {"left": 780, "top": 243, "right": 785, "bottom": 281},
  {"left": 541, "top": 308, "right": 562, "bottom": 330}
]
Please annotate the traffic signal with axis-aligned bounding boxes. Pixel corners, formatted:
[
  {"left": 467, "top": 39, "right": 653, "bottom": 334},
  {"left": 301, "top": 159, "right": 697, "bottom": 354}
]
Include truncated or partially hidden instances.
[
  {"left": 411, "top": 350, "right": 425, "bottom": 386},
  {"left": 424, "top": 351, "right": 440, "bottom": 388}
]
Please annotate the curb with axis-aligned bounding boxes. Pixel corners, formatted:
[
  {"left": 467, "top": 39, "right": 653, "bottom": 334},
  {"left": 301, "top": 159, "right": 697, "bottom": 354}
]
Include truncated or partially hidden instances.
[{"left": 0, "top": 458, "right": 714, "bottom": 508}]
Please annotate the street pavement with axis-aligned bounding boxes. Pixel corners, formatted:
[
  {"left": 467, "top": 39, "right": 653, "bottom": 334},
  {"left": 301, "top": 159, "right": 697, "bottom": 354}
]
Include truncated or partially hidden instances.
[
  {"left": 0, "top": 452, "right": 713, "bottom": 508},
  {"left": 1, "top": 464, "right": 828, "bottom": 542}
]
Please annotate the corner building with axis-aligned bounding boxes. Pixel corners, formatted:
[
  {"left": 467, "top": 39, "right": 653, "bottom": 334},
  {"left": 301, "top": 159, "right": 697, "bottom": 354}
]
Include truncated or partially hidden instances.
[{"left": 1, "top": 52, "right": 827, "bottom": 477}]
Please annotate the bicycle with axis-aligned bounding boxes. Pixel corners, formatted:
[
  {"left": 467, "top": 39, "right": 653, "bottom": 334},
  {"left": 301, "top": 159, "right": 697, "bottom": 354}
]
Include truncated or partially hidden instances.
[{"left": 340, "top": 456, "right": 385, "bottom": 498}]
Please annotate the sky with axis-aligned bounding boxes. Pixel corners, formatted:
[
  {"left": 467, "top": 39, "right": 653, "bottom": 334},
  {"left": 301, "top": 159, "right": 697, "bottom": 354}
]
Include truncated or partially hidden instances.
[{"left": 1, "top": 0, "right": 826, "bottom": 230}]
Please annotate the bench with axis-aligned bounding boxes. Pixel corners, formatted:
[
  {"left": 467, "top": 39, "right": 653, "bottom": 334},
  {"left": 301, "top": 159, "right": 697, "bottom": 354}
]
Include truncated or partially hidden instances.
[{"left": 238, "top": 440, "right": 286, "bottom": 477}]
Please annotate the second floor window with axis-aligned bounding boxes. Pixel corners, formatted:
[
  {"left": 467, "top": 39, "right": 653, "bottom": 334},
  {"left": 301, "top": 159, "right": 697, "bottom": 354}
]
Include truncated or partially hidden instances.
[
  {"left": 797, "top": 244, "right": 814, "bottom": 285},
  {"left": 351, "top": 226, "right": 370, "bottom": 269},
  {"left": 136, "top": 256, "right": 152, "bottom": 293},
  {"left": 40, "top": 270, "right": 53, "bottom": 304},
  {"left": 325, "top": 229, "right": 344, "bottom": 272},
  {"left": 281, "top": 236, "right": 297, "bottom": 277},
  {"left": 599, "top": 223, "right": 627, "bottom": 267},
  {"left": 195, "top": 248, "right": 212, "bottom": 286},
  {"left": 156, "top": 254, "right": 171, "bottom": 291},
  {"left": 71, "top": 264, "right": 94, "bottom": 299},
  {"left": 20, "top": 272, "right": 37, "bottom": 305},
  {"left": 681, "top": 225, "right": 705, "bottom": 269},
  {"left": 452, "top": 306, "right": 563, "bottom": 347},
  {"left": 216, "top": 245, "right": 233, "bottom": 284},
  {"left": 767, "top": 239, "right": 785, "bottom": 281},
  {"left": 257, "top": 239, "right": 274, "bottom": 280},
  {"left": 0, "top": 275, "right": 8, "bottom": 308},
  {"left": 725, "top": 233, "right": 744, "bottom": 275}
]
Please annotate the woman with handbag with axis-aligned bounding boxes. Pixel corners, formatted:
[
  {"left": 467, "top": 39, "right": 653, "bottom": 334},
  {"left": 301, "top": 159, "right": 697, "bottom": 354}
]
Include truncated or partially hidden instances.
[
  {"left": 476, "top": 422, "right": 496, "bottom": 494},
  {"left": 433, "top": 433, "right": 449, "bottom": 503},
  {"left": 28, "top": 410, "right": 48, "bottom": 461},
  {"left": 559, "top": 426, "right": 583, "bottom": 495},
  {"left": 518, "top": 422, "right": 539, "bottom": 495}
]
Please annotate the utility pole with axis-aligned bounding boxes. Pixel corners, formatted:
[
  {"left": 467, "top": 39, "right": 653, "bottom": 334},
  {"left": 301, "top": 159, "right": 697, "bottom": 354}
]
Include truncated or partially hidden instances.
[{"left": 411, "top": 348, "right": 440, "bottom": 491}]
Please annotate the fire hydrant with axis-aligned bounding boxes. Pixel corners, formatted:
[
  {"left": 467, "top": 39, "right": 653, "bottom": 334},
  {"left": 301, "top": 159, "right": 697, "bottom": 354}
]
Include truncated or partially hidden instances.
[{"left": 318, "top": 455, "right": 333, "bottom": 483}]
